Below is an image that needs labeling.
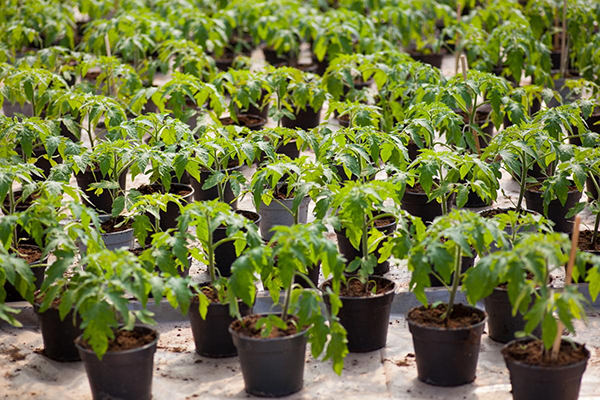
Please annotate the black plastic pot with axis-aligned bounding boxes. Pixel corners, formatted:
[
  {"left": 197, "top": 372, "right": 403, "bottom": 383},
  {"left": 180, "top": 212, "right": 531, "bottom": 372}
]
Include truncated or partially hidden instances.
[
  {"left": 245, "top": 90, "right": 270, "bottom": 119},
  {"left": 158, "top": 183, "right": 195, "bottom": 231},
  {"left": 429, "top": 254, "right": 474, "bottom": 287},
  {"left": 586, "top": 174, "right": 599, "bottom": 201},
  {"left": 75, "top": 168, "right": 127, "bottom": 213},
  {"left": 409, "top": 52, "right": 443, "bottom": 69},
  {"left": 524, "top": 188, "right": 582, "bottom": 233},
  {"left": 401, "top": 189, "right": 452, "bottom": 224},
  {"left": 220, "top": 114, "right": 267, "bottom": 131},
  {"left": 484, "top": 288, "right": 541, "bottom": 344},
  {"left": 502, "top": 339, "right": 590, "bottom": 400},
  {"left": 213, "top": 210, "right": 261, "bottom": 277},
  {"left": 335, "top": 219, "right": 396, "bottom": 275},
  {"left": 230, "top": 316, "right": 308, "bottom": 397},
  {"left": 4, "top": 247, "right": 46, "bottom": 302},
  {"left": 262, "top": 47, "right": 298, "bottom": 67},
  {"left": 322, "top": 277, "right": 396, "bottom": 353},
  {"left": 294, "top": 264, "right": 320, "bottom": 288},
  {"left": 281, "top": 106, "right": 322, "bottom": 130},
  {"left": 407, "top": 305, "right": 487, "bottom": 386},
  {"left": 189, "top": 298, "right": 252, "bottom": 358},
  {"left": 18, "top": 146, "right": 62, "bottom": 181},
  {"left": 75, "top": 326, "right": 159, "bottom": 400},
  {"left": 463, "top": 190, "right": 492, "bottom": 208},
  {"left": 34, "top": 304, "right": 83, "bottom": 361},
  {"left": 190, "top": 165, "right": 240, "bottom": 208},
  {"left": 276, "top": 140, "right": 301, "bottom": 160}
]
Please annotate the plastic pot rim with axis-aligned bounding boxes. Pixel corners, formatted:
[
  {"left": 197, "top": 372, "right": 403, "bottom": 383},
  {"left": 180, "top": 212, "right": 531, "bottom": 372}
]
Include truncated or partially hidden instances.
[
  {"left": 74, "top": 326, "right": 160, "bottom": 357},
  {"left": 319, "top": 276, "right": 397, "bottom": 300},
  {"left": 502, "top": 338, "right": 590, "bottom": 372},
  {"left": 228, "top": 313, "right": 308, "bottom": 343},
  {"left": 406, "top": 304, "right": 488, "bottom": 332}
]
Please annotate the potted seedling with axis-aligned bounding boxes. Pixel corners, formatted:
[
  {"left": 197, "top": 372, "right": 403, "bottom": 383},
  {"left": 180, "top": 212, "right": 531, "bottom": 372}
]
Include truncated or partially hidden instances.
[
  {"left": 264, "top": 67, "right": 329, "bottom": 130},
  {"left": 184, "top": 125, "right": 256, "bottom": 206},
  {"left": 61, "top": 249, "right": 185, "bottom": 400},
  {"left": 440, "top": 68, "right": 512, "bottom": 154},
  {"left": 157, "top": 39, "right": 216, "bottom": 80},
  {"left": 401, "top": 149, "right": 501, "bottom": 223},
  {"left": 230, "top": 221, "right": 348, "bottom": 397},
  {"left": 153, "top": 72, "right": 225, "bottom": 130},
  {"left": 0, "top": 116, "right": 68, "bottom": 181},
  {"left": 322, "top": 54, "right": 376, "bottom": 105},
  {"left": 327, "top": 100, "right": 382, "bottom": 129},
  {"left": 0, "top": 252, "right": 36, "bottom": 324},
  {"left": 256, "top": 5, "right": 305, "bottom": 66},
  {"left": 214, "top": 69, "right": 271, "bottom": 121},
  {"left": 250, "top": 155, "right": 332, "bottom": 240},
  {"left": 320, "top": 180, "right": 421, "bottom": 352},
  {"left": 466, "top": 226, "right": 600, "bottom": 400},
  {"left": 178, "top": 200, "right": 262, "bottom": 357},
  {"left": 315, "top": 125, "right": 408, "bottom": 183},
  {"left": 405, "top": 209, "right": 507, "bottom": 386}
]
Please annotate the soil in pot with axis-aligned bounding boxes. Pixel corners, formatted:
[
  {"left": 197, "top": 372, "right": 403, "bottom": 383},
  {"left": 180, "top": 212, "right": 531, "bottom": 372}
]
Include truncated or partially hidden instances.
[
  {"left": 524, "top": 183, "right": 582, "bottom": 233},
  {"left": 322, "top": 277, "right": 396, "bottom": 353},
  {"left": 502, "top": 339, "right": 590, "bottom": 400},
  {"left": 281, "top": 106, "right": 322, "bottom": 130},
  {"left": 76, "top": 326, "right": 159, "bottom": 400},
  {"left": 214, "top": 210, "right": 261, "bottom": 277},
  {"left": 78, "top": 215, "right": 135, "bottom": 252},
  {"left": 188, "top": 284, "right": 252, "bottom": 358},
  {"left": 136, "top": 183, "right": 194, "bottom": 231},
  {"left": 4, "top": 245, "right": 45, "bottom": 302},
  {"left": 401, "top": 182, "right": 451, "bottom": 224},
  {"left": 230, "top": 314, "right": 307, "bottom": 397},
  {"left": 75, "top": 168, "right": 128, "bottom": 214},
  {"left": 220, "top": 114, "right": 267, "bottom": 131},
  {"left": 34, "top": 295, "right": 83, "bottom": 361},
  {"left": 189, "top": 162, "right": 240, "bottom": 207},
  {"left": 407, "top": 303, "right": 486, "bottom": 386},
  {"left": 336, "top": 216, "right": 396, "bottom": 275}
]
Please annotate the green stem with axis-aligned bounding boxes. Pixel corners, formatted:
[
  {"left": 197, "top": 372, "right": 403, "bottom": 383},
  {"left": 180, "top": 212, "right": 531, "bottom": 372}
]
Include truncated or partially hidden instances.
[
  {"left": 9, "top": 185, "right": 17, "bottom": 250},
  {"left": 281, "top": 281, "right": 293, "bottom": 321},
  {"left": 444, "top": 244, "right": 462, "bottom": 323},
  {"left": 516, "top": 154, "right": 527, "bottom": 213},
  {"left": 206, "top": 214, "right": 216, "bottom": 283},
  {"left": 361, "top": 215, "right": 370, "bottom": 293}
]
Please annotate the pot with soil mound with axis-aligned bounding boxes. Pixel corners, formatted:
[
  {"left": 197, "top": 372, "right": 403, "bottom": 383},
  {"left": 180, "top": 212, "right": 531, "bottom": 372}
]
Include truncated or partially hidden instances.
[
  {"left": 502, "top": 339, "right": 590, "bottom": 400},
  {"left": 75, "top": 168, "right": 128, "bottom": 214},
  {"left": 229, "top": 314, "right": 307, "bottom": 397},
  {"left": 34, "top": 299, "right": 83, "bottom": 361},
  {"left": 322, "top": 276, "right": 396, "bottom": 352},
  {"left": 336, "top": 216, "right": 396, "bottom": 275},
  {"left": 407, "top": 304, "right": 487, "bottom": 386},
  {"left": 281, "top": 106, "right": 322, "bottom": 130},
  {"left": 135, "top": 183, "right": 194, "bottom": 231},
  {"left": 188, "top": 285, "right": 253, "bottom": 358},
  {"left": 524, "top": 184, "right": 581, "bottom": 233},
  {"left": 75, "top": 326, "right": 159, "bottom": 400},
  {"left": 4, "top": 244, "right": 46, "bottom": 302},
  {"left": 79, "top": 215, "right": 134, "bottom": 254},
  {"left": 220, "top": 114, "right": 267, "bottom": 131},
  {"left": 401, "top": 183, "right": 452, "bottom": 224},
  {"left": 213, "top": 210, "right": 261, "bottom": 277}
]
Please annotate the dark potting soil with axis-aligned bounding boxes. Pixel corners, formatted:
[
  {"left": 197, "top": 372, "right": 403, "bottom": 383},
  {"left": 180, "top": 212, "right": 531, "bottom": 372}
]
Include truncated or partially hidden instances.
[
  {"left": 34, "top": 290, "right": 62, "bottom": 309},
  {"left": 577, "top": 230, "right": 600, "bottom": 252},
  {"left": 502, "top": 339, "right": 588, "bottom": 367},
  {"left": 406, "top": 182, "right": 426, "bottom": 194},
  {"left": 220, "top": 114, "right": 264, "bottom": 127},
  {"left": 527, "top": 182, "right": 578, "bottom": 193},
  {"left": 236, "top": 209, "right": 260, "bottom": 222},
  {"left": 230, "top": 314, "right": 299, "bottom": 339},
  {"left": 16, "top": 245, "right": 43, "bottom": 264},
  {"left": 373, "top": 216, "right": 395, "bottom": 227},
  {"left": 101, "top": 216, "right": 133, "bottom": 233},
  {"left": 273, "top": 183, "right": 294, "bottom": 200},
  {"left": 81, "top": 327, "right": 157, "bottom": 352},
  {"left": 198, "top": 284, "right": 220, "bottom": 303},
  {"left": 408, "top": 303, "right": 485, "bottom": 329},
  {"left": 3, "top": 191, "right": 39, "bottom": 210},
  {"left": 137, "top": 183, "right": 191, "bottom": 197},
  {"left": 334, "top": 277, "right": 395, "bottom": 298}
]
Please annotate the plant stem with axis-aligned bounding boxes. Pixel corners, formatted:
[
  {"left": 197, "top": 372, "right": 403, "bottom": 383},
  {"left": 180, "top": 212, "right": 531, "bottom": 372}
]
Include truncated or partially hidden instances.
[
  {"left": 444, "top": 244, "right": 462, "bottom": 323},
  {"left": 281, "top": 281, "right": 293, "bottom": 320},
  {"left": 9, "top": 185, "right": 18, "bottom": 250},
  {"left": 516, "top": 153, "right": 527, "bottom": 213},
  {"left": 361, "top": 213, "right": 370, "bottom": 293},
  {"left": 206, "top": 214, "right": 216, "bottom": 283}
]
